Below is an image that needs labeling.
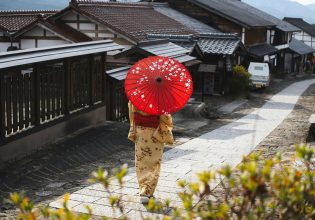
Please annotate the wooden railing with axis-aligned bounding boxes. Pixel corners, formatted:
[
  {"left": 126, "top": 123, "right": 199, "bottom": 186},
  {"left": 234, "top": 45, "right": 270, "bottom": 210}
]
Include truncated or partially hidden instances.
[
  {"left": 107, "top": 80, "right": 129, "bottom": 122},
  {"left": 0, "top": 54, "right": 105, "bottom": 141}
]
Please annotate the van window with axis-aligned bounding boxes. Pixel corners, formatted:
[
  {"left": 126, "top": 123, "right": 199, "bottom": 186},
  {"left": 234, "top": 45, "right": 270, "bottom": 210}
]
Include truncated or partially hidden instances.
[{"left": 254, "top": 66, "right": 264, "bottom": 71}]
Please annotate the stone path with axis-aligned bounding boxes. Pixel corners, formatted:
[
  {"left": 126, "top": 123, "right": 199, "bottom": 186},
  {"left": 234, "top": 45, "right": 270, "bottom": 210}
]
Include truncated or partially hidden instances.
[
  {"left": 50, "top": 79, "right": 315, "bottom": 219},
  {"left": 217, "top": 99, "right": 248, "bottom": 114}
]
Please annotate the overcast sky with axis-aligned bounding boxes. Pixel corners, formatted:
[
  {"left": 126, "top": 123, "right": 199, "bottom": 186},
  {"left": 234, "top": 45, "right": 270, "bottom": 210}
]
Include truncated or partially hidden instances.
[{"left": 292, "top": 0, "right": 315, "bottom": 4}]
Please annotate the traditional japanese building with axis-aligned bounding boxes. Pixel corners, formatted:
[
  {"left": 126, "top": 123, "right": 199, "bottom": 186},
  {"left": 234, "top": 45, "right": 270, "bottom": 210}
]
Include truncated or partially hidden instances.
[
  {"left": 149, "top": 3, "right": 246, "bottom": 95},
  {"left": 49, "top": 0, "right": 197, "bottom": 50},
  {"left": 285, "top": 38, "right": 315, "bottom": 72},
  {"left": 0, "top": 10, "right": 57, "bottom": 51},
  {"left": 13, "top": 15, "right": 92, "bottom": 49},
  {"left": 284, "top": 17, "right": 315, "bottom": 50},
  {"left": 0, "top": 10, "right": 92, "bottom": 51},
  {"left": 162, "top": 0, "right": 300, "bottom": 71}
]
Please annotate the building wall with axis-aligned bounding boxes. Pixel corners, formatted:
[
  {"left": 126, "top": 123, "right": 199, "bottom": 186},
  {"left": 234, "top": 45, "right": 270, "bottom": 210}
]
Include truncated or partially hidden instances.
[
  {"left": 58, "top": 11, "right": 134, "bottom": 49},
  {"left": 23, "top": 26, "right": 43, "bottom": 37},
  {"left": 37, "top": 39, "right": 69, "bottom": 47},
  {"left": 0, "top": 27, "right": 70, "bottom": 51},
  {"left": 293, "top": 31, "right": 315, "bottom": 49},
  {"left": 19, "top": 27, "right": 69, "bottom": 49},
  {"left": 245, "top": 27, "right": 267, "bottom": 46},
  {"left": 284, "top": 53, "right": 293, "bottom": 73},
  {"left": 0, "top": 42, "right": 19, "bottom": 52},
  {"left": 20, "top": 39, "right": 36, "bottom": 49},
  {"left": 0, "top": 30, "right": 18, "bottom": 52}
]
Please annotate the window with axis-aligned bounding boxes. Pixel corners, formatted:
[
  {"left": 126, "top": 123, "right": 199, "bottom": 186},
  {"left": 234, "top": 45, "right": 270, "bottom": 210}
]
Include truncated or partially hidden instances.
[{"left": 254, "top": 66, "right": 264, "bottom": 71}]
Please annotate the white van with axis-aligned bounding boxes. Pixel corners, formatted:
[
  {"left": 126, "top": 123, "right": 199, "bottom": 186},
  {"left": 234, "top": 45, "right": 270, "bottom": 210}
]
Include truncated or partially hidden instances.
[{"left": 248, "top": 62, "right": 270, "bottom": 89}]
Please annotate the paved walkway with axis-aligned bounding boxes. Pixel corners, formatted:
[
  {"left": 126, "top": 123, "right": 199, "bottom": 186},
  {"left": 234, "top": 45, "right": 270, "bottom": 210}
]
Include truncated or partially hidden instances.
[
  {"left": 50, "top": 79, "right": 315, "bottom": 219},
  {"left": 217, "top": 99, "right": 248, "bottom": 115}
]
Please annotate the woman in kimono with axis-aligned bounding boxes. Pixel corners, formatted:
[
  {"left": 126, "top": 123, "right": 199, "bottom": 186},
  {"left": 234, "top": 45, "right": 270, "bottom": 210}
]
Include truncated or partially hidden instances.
[{"left": 128, "top": 101, "right": 174, "bottom": 204}]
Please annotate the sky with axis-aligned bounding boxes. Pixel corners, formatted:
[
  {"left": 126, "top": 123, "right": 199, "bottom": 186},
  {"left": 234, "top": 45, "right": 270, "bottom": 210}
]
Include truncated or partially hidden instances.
[{"left": 292, "top": 0, "right": 315, "bottom": 4}]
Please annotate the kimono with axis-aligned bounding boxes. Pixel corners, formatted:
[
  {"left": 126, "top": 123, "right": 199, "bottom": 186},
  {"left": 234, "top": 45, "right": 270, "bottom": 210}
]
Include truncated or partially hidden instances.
[{"left": 128, "top": 102, "right": 174, "bottom": 197}]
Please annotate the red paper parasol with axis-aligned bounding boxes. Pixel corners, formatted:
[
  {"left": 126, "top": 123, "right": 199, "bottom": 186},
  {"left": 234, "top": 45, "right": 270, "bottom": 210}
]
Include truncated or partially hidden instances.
[{"left": 125, "top": 56, "right": 193, "bottom": 115}]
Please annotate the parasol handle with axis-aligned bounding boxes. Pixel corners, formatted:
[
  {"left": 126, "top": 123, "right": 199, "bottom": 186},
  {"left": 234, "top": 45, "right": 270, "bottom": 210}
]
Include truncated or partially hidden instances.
[{"left": 156, "top": 77, "right": 162, "bottom": 83}]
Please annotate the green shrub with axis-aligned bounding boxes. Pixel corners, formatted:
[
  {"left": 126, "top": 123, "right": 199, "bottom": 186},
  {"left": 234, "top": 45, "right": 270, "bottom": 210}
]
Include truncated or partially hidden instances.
[
  {"left": 228, "top": 65, "right": 251, "bottom": 97},
  {"left": 8, "top": 145, "right": 315, "bottom": 220}
]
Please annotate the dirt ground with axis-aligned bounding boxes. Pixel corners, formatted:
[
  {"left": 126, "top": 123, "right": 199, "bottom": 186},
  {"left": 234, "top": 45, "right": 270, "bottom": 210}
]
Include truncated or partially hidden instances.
[{"left": 1, "top": 73, "right": 315, "bottom": 219}]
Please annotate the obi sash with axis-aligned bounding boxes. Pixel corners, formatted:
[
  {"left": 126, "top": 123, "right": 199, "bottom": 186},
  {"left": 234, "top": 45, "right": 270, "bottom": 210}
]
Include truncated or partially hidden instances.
[{"left": 134, "top": 112, "right": 160, "bottom": 129}]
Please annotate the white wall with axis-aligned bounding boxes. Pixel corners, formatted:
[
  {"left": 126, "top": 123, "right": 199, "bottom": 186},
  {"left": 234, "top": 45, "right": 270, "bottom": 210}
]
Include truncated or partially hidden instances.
[
  {"left": 23, "top": 26, "right": 43, "bottom": 37},
  {"left": 37, "top": 39, "right": 68, "bottom": 48},
  {"left": 293, "top": 31, "right": 315, "bottom": 49},
  {"left": 62, "top": 12, "right": 77, "bottom": 20},
  {"left": 79, "top": 23, "right": 95, "bottom": 30},
  {"left": 21, "top": 39, "right": 35, "bottom": 49},
  {"left": 46, "top": 29, "right": 56, "bottom": 37},
  {"left": 99, "top": 33, "right": 115, "bottom": 38},
  {"left": 66, "top": 23, "right": 77, "bottom": 29},
  {"left": 59, "top": 11, "right": 134, "bottom": 43},
  {"left": 304, "top": 35, "right": 312, "bottom": 42},
  {"left": 0, "top": 42, "right": 19, "bottom": 52}
]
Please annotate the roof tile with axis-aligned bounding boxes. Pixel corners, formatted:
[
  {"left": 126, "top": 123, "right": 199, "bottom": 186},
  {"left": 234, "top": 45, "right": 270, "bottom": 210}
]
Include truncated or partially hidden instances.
[
  {"left": 248, "top": 43, "right": 278, "bottom": 57},
  {"left": 284, "top": 17, "right": 315, "bottom": 37},
  {"left": 0, "top": 10, "right": 57, "bottom": 32},
  {"left": 188, "top": 0, "right": 275, "bottom": 28},
  {"left": 73, "top": 1, "right": 197, "bottom": 42},
  {"left": 289, "top": 38, "right": 315, "bottom": 55}
]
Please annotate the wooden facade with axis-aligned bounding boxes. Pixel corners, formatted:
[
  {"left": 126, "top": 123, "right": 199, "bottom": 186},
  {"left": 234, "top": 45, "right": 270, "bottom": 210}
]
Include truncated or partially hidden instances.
[
  {"left": 245, "top": 28, "right": 267, "bottom": 45},
  {"left": 106, "top": 78, "right": 128, "bottom": 122},
  {"left": 0, "top": 41, "right": 124, "bottom": 151},
  {"left": 191, "top": 49, "right": 243, "bottom": 97},
  {"left": 0, "top": 54, "right": 106, "bottom": 142}
]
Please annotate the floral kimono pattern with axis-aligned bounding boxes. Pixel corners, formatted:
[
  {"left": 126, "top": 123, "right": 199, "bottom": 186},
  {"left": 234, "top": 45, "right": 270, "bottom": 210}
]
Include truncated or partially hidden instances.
[{"left": 128, "top": 102, "right": 174, "bottom": 197}]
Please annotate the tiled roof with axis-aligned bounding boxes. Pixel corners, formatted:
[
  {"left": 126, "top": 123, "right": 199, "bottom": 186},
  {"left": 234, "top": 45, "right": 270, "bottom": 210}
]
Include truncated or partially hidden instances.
[
  {"left": 284, "top": 17, "right": 315, "bottom": 37},
  {"left": 197, "top": 33, "right": 242, "bottom": 55},
  {"left": 235, "top": 4, "right": 299, "bottom": 32},
  {"left": 107, "top": 66, "right": 131, "bottom": 81},
  {"left": 153, "top": 2, "right": 220, "bottom": 34},
  {"left": 248, "top": 43, "right": 278, "bottom": 58},
  {"left": 115, "top": 40, "right": 199, "bottom": 65},
  {"left": 188, "top": 0, "right": 275, "bottom": 28},
  {"left": 289, "top": 38, "right": 315, "bottom": 55},
  {"left": 0, "top": 10, "right": 57, "bottom": 32},
  {"left": 0, "top": 40, "right": 124, "bottom": 69},
  {"left": 14, "top": 19, "right": 92, "bottom": 43},
  {"left": 70, "top": 0, "right": 197, "bottom": 42},
  {"left": 146, "top": 34, "right": 196, "bottom": 50},
  {"left": 146, "top": 33, "right": 243, "bottom": 55}
]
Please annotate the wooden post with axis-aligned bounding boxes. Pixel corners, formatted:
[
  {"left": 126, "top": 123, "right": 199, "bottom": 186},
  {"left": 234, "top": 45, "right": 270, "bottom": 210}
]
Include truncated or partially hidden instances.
[
  {"left": 101, "top": 53, "right": 106, "bottom": 102},
  {"left": 222, "top": 56, "right": 227, "bottom": 95},
  {"left": 102, "top": 52, "right": 112, "bottom": 120},
  {"left": 64, "top": 59, "right": 70, "bottom": 114},
  {"left": 33, "top": 64, "right": 41, "bottom": 125},
  {"left": 201, "top": 72, "right": 205, "bottom": 102},
  {"left": 0, "top": 73, "right": 6, "bottom": 139},
  {"left": 89, "top": 55, "right": 94, "bottom": 106}
]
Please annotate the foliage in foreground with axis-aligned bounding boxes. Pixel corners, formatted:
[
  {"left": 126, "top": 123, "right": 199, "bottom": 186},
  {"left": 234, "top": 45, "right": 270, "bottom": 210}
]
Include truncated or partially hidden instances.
[
  {"left": 9, "top": 145, "right": 315, "bottom": 220},
  {"left": 228, "top": 64, "right": 251, "bottom": 96}
]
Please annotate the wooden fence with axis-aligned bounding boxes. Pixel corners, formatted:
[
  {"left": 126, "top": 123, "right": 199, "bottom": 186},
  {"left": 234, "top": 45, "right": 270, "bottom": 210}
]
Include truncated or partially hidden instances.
[
  {"left": 0, "top": 54, "right": 106, "bottom": 141},
  {"left": 107, "top": 79, "right": 129, "bottom": 122}
]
